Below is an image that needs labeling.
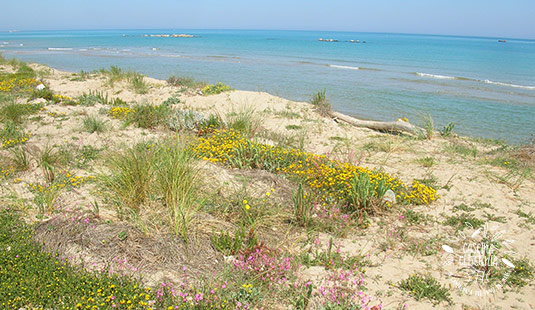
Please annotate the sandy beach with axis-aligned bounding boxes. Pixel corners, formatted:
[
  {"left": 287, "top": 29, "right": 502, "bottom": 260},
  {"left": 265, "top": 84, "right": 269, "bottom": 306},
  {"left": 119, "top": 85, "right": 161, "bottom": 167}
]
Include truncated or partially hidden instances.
[{"left": 1, "top": 60, "right": 534, "bottom": 309}]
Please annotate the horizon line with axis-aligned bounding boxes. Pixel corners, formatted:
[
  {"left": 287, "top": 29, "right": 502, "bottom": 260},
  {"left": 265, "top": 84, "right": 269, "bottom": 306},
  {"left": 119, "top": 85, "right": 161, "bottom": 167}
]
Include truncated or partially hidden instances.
[{"left": 1, "top": 27, "right": 533, "bottom": 41}]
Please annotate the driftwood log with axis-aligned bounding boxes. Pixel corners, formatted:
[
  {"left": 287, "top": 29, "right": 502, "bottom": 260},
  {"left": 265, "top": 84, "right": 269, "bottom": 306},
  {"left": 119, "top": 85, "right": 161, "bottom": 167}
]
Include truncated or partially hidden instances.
[{"left": 329, "top": 111, "right": 422, "bottom": 135}]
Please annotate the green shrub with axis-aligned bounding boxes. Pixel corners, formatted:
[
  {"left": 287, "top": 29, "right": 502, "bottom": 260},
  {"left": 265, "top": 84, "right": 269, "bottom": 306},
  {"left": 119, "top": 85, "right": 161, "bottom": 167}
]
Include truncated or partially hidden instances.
[
  {"left": 31, "top": 87, "right": 55, "bottom": 102},
  {"left": 167, "top": 109, "right": 206, "bottom": 132}
]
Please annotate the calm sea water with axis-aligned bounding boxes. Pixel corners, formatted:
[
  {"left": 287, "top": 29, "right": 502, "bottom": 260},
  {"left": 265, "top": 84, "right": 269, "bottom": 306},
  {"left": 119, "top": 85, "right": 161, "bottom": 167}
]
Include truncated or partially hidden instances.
[{"left": 1, "top": 29, "right": 534, "bottom": 143}]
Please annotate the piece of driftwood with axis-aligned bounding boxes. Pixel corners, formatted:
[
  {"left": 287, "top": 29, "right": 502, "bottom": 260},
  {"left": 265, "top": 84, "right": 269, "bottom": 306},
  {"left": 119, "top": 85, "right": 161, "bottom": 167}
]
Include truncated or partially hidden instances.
[{"left": 329, "top": 111, "right": 421, "bottom": 135}]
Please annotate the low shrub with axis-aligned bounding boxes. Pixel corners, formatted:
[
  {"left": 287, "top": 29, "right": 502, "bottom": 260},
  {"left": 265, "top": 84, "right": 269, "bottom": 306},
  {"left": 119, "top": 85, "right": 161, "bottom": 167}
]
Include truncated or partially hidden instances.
[{"left": 201, "top": 82, "right": 233, "bottom": 95}]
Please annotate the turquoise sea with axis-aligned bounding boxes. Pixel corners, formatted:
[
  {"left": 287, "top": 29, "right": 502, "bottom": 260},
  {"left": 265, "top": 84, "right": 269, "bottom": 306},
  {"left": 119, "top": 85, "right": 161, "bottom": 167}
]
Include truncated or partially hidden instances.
[{"left": 1, "top": 29, "right": 534, "bottom": 143}]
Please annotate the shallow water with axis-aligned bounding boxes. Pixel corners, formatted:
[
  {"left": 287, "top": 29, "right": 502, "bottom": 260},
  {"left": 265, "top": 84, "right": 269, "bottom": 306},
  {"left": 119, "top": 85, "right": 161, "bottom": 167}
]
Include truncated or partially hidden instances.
[{"left": 1, "top": 29, "right": 534, "bottom": 143}]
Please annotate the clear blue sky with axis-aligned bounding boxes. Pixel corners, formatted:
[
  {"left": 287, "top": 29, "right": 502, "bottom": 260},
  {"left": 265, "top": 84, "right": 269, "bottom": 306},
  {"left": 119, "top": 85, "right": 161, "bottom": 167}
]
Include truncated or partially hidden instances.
[{"left": 2, "top": 0, "right": 534, "bottom": 39}]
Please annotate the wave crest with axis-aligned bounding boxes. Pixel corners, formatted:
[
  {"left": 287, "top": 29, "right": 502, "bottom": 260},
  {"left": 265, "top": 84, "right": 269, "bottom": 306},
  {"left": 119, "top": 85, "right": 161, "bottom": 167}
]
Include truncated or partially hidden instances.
[
  {"left": 482, "top": 80, "right": 535, "bottom": 90},
  {"left": 328, "top": 64, "right": 360, "bottom": 70},
  {"left": 416, "top": 72, "right": 456, "bottom": 80}
]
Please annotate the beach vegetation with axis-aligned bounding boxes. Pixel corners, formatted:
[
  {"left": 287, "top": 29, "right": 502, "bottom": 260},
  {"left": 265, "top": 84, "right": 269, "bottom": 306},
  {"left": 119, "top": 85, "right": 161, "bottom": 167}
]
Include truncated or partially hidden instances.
[
  {"left": 202, "top": 113, "right": 225, "bottom": 131},
  {"left": 401, "top": 209, "right": 431, "bottom": 226},
  {"left": 0, "top": 101, "right": 43, "bottom": 125},
  {"left": 299, "top": 238, "right": 371, "bottom": 270},
  {"left": 82, "top": 115, "right": 108, "bottom": 133},
  {"left": 99, "top": 139, "right": 201, "bottom": 242},
  {"left": 167, "top": 75, "right": 207, "bottom": 89},
  {"left": 444, "top": 140, "right": 478, "bottom": 158},
  {"left": 0, "top": 208, "right": 181, "bottom": 309},
  {"left": 7, "top": 145, "right": 31, "bottom": 172},
  {"left": 516, "top": 209, "right": 535, "bottom": 227},
  {"left": 167, "top": 109, "right": 206, "bottom": 132},
  {"left": 286, "top": 124, "right": 302, "bottom": 130},
  {"left": 34, "top": 144, "right": 63, "bottom": 183},
  {"left": 398, "top": 274, "right": 452, "bottom": 305},
  {"left": 201, "top": 82, "right": 233, "bottom": 95},
  {"left": 70, "top": 69, "right": 91, "bottom": 81},
  {"left": 418, "top": 113, "right": 435, "bottom": 139},
  {"left": 443, "top": 212, "right": 484, "bottom": 231},
  {"left": 162, "top": 96, "right": 181, "bottom": 105},
  {"left": 99, "top": 142, "right": 154, "bottom": 215},
  {"left": 16, "top": 62, "right": 36, "bottom": 79},
  {"left": 259, "top": 129, "right": 306, "bottom": 150},
  {"left": 489, "top": 256, "right": 534, "bottom": 289},
  {"left": 30, "top": 87, "right": 55, "bottom": 102},
  {"left": 109, "top": 97, "right": 128, "bottom": 107},
  {"left": 293, "top": 182, "right": 313, "bottom": 227},
  {"left": 227, "top": 108, "right": 261, "bottom": 137},
  {"left": 416, "top": 156, "right": 435, "bottom": 167},
  {"left": 0, "top": 70, "right": 38, "bottom": 93},
  {"left": 125, "top": 103, "right": 171, "bottom": 129},
  {"left": 192, "top": 129, "right": 438, "bottom": 213},
  {"left": 102, "top": 65, "right": 125, "bottom": 86},
  {"left": 108, "top": 106, "right": 134, "bottom": 120},
  {"left": 128, "top": 72, "right": 149, "bottom": 94},
  {"left": 440, "top": 122, "right": 455, "bottom": 137},
  {"left": 77, "top": 90, "right": 109, "bottom": 106},
  {"left": 1, "top": 122, "right": 30, "bottom": 149},
  {"left": 310, "top": 89, "right": 331, "bottom": 117},
  {"left": 274, "top": 109, "right": 301, "bottom": 119},
  {"left": 152, "top": 139, "right": 200, "bottom": 243}
]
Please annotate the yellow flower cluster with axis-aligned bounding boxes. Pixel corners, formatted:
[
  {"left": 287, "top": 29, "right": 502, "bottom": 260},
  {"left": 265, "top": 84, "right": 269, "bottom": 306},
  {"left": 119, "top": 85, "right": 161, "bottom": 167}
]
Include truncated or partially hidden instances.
[
  {"left": 108, "top": 107, "right": 134, "bottom": 119},
  {"left": 28, "top": 172, "right": 95, "bottom": 191},
  {"left": 192, "top": 130, "right": 438, "bottom": 205},
  {"left": 1, "top": 166, "right": 16, "bottom": 177},
  {"left": 52, "top": 94, "right": 73, "bottom": 103},
  {"left": 283, "top": 158, "right": 406, "bottom": 203},
  {"left": 0, "top": 77, "right": 38, "bottom": 92},
  {"left": 1, "top": 133, "right": 31, "bottom": 148},
  {"left": 48, "top": 111, "right": 67, "bottom": 118},
  {"left": 401, "top": 180, "right": 439, "bottom": 205},
  {"left": 72, "top": 290, "right": 155, "bottom": 309}
]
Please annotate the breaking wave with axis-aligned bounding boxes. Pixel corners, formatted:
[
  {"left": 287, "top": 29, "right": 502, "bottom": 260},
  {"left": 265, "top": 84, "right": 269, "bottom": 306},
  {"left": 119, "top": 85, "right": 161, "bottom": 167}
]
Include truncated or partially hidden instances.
[{"left": 416, "top": 72, "right": 535, "bottom": 90}]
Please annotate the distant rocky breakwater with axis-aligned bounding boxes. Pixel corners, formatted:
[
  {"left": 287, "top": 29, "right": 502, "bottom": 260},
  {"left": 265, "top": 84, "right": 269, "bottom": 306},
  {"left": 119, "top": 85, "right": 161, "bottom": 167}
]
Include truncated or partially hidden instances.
[{"left": 122, "top": 33, "right": 196, "bottom": 38}]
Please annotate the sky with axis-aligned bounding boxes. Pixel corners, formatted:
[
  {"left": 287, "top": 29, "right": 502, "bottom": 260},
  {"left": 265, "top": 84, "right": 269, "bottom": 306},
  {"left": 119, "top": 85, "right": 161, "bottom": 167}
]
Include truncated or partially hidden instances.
[{"left": 1, "top": 0, "right": 534, "bottom": 39}]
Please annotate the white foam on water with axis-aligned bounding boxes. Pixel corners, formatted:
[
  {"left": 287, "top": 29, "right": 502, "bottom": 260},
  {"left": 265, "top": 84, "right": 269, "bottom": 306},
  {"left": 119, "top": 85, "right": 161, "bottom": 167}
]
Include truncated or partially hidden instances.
[
  {"left": 482, "top": 79, "right": 535, "bottom": 90},
  {"left": 416, "top": 72, "right": 456, "bottom": 80},
  {"left": 328, "top": 64, "right": 360, "bottom": 70},
  {"left": 48, "top": 48, "right": 73, "bottom": 51}
]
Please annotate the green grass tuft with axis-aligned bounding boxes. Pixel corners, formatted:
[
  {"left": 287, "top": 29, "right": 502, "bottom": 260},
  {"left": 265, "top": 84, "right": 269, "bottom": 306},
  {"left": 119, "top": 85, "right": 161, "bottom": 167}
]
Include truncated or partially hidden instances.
[
  {"left": 82, "top": 115, "right": 107, "bottom": 133},
  {"left": 310, "top": 89, "right": 331, "bottom": 117},
  {"left": 399, "top": 274, "right": 452, "bottom": 305}
]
